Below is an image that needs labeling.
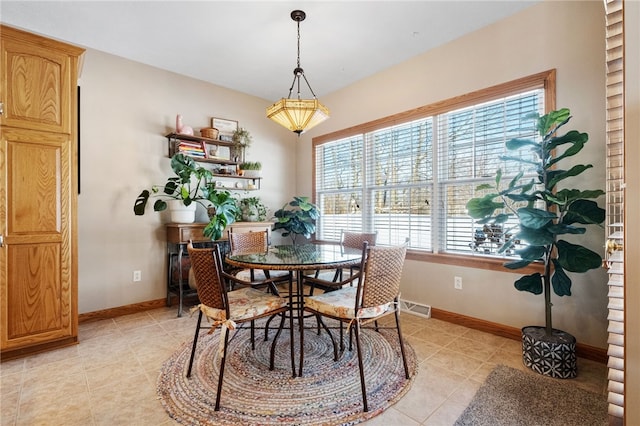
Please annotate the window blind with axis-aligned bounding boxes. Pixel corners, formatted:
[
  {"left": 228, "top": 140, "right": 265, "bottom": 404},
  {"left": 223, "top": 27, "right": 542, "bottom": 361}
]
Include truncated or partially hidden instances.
[
  {"left": 315, "top": 136, "right": 364, "bottom": 241},
  {"left": 436, "top": 91, "right": 544, "bottom": 256},
  {"left": 605, "top": 0, "right": 624, "bottom": 420},
  {"left": 313, "top": 70, "right": 554, "bottom": 259}
]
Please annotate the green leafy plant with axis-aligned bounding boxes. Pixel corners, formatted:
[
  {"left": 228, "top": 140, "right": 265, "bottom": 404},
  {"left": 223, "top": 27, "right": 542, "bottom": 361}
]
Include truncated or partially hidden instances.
[
  {"left": 203, "top": 190, "right": 238, "bottom": 240},
  {"left": 236, "top": 196, "right": 268, "bottom": 222},
  {"left": 239, "top": 161, "right": 262, "bottom": 170},
  {"left": 133, "top": 153, "right": 213, "bottom": 213},
  {"left": 272, "top": 196, "right": 319, "bottom": 244},
  {"left": 466, "top": 108, "right": 605, "bottom": 336},
  {"left": 232, "top": 127, "right": 252, "bottom": 148},
  {"left": 133, "top": 153, "right": 238, "bottom": 240}
]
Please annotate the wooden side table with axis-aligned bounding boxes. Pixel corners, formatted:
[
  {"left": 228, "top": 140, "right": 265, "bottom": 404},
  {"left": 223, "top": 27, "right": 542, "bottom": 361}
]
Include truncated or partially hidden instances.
[
  {"left": 165, "top": 222, "right": 273, "bottom": 316},
  {"left": 166, "top": 223, "right": 211, "bottom": 317}
]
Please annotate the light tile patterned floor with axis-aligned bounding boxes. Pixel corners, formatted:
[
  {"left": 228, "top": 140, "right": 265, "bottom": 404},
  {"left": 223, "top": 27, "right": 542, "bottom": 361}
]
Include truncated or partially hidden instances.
[{"left": 1, "top": 307, "right": 607, "bottom": 425}]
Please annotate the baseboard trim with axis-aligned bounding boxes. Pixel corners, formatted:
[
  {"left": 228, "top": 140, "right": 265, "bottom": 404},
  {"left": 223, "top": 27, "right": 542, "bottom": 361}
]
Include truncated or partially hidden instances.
[
  {"left": 78, "top": 298, "right": 171, "bottom": 323},
  {"left": 430, "top": 307, "right": 607, "bottom": 364},
  {"left": 78, "top": 300, "right": 607, "bottom": 364}
]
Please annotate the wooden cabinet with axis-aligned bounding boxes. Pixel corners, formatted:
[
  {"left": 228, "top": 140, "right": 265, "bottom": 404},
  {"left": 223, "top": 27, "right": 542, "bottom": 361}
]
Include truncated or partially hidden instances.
[
  {"left": 1, "top": 26, "right": 84, "bottom": 359},
  {"left": 166, "top": 133, "right": 261, "bottom": 190}
]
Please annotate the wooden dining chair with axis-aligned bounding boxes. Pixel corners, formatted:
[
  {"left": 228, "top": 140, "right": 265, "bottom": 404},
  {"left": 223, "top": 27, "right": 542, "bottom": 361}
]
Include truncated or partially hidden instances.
[
  {"left": 302, "top": 240, "right": 410, "bottom": 412},
  {"left": 228, "top": 229, "right": 290, "bottom": 294},
  {"left": 186, "top": 242, "right": 293, "bottom": 411}
]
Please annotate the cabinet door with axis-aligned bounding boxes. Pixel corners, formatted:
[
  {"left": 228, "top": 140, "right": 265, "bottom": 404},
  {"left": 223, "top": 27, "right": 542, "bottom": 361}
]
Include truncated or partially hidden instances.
[
  {"left": 0, "top": 29, "right": 74, "bottom": 133},
  {"left": 0, "top": 128, "right": 76, "bottom": 351}
]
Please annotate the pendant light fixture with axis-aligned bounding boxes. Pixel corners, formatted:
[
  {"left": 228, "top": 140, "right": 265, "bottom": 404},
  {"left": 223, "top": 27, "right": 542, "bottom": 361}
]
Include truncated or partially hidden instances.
[{"left": 266, "top": 10, "right": 329, "bottom": 135}]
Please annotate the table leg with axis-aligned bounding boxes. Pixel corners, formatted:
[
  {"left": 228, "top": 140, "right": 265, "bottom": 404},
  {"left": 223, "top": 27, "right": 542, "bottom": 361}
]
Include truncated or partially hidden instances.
[
  {"left": 288, "top": 271, "right": 297, "bottom": 378},
  {"left": 298, "top": 271, "right": 305, "bottom": 377}
]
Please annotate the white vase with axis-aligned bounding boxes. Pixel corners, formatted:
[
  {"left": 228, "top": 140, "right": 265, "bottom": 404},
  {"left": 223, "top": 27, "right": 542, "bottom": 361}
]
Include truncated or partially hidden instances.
[{"left": 168, "top": 200, "right": 197, "bottom": 223}]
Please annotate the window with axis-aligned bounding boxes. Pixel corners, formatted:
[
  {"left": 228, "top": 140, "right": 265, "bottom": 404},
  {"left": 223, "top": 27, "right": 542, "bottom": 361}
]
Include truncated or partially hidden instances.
[{"left": 313, "top": 70, "right": 555, "bottom": 265}]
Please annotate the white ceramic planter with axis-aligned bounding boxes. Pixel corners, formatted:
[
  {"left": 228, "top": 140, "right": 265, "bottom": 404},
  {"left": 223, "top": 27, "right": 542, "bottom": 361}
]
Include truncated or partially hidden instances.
[
  {"left": 242, "top": 170, "right": 262, "bottom": 179},
  {"left": 168, "top": 200, "right": 197, "bottom": 223}
]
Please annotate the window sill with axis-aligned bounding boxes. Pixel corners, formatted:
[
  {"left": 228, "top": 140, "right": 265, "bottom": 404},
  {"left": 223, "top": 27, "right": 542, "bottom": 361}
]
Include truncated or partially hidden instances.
[{"left": 406, "top": 250, "right": 544, "bottom": 274}]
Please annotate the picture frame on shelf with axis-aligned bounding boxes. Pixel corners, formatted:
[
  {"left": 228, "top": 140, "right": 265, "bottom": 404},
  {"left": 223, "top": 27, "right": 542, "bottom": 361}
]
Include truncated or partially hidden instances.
[{"left": 212, "top": 117, "right": 238, "bottom": 141}]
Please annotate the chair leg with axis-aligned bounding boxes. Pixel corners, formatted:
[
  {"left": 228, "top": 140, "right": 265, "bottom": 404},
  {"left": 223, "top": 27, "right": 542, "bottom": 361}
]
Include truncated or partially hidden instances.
[
  {"left": 269, "top": 312, "right": 287, "bottom": 370},
  {"left": 215, "top": 327, "right": 230, "bottom": 411},
  {"left": 251, "top": 320, "right": 255, "bottom": 350},
  {"left": 264, "top": 314, "right": 277, "bottom": 341},
  {"left": 186, "top": 310, "right": 203, "bottom": 378},
  {"left": 394, "top": 308, "right": 410, "bottom": 379},
  {"left": 315, "top": 315, "right": 339, "bottom": 361},
  {"left": 374, "top": 319, "right": 380, "bottom": 332},
  {"left": 353, "top": 321, "right": 369, "bottom": 412}
]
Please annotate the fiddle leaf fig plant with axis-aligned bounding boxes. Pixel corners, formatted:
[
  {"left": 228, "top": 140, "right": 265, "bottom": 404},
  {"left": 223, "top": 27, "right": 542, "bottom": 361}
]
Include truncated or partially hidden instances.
[
  {"left": 466, "top": 108, "right": 605, "bottom": 336},
  {"left": 272, "top": 196, "right": 319, "bottom": 244}
]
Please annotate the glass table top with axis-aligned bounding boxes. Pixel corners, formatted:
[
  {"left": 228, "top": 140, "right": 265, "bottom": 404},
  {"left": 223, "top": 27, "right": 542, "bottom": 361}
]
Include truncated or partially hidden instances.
[{"left": 226, "top": 243, "right": 362, "bottom": 271}]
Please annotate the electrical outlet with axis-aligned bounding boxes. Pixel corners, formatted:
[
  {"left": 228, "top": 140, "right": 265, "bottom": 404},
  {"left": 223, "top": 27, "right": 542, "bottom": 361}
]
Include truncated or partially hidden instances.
[
  {"left": 133, "top": 270, "right": 142, "bottom": 282},
  {"left": 454, "top": 276, "right": 463, "bottom": 290}
]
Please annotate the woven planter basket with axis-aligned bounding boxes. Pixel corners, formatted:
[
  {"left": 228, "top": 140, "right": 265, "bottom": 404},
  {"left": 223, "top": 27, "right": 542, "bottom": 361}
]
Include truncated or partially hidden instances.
[{"left": 200, "top": 127, "right": 219, "bottom": 139}]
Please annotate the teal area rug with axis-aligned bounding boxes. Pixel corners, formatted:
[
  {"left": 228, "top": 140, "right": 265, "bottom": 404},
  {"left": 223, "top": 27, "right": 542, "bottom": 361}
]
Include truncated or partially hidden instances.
[
  {"left": 157, "top": 322, "right": 416, "bottom": 425},
  {"left": 455, "top": 364, "right": 607, "bottom": 426}
]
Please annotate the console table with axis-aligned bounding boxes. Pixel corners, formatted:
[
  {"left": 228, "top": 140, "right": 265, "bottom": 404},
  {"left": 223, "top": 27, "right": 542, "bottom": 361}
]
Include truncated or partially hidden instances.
[{"left": 166, "top": 222, "right": 273, "bottom": 316}]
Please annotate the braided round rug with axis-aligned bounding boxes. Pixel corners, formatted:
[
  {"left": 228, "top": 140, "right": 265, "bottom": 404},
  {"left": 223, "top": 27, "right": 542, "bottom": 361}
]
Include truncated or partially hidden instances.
[{"left": 157, "top": 321, "right": 416, "bottom": 425}]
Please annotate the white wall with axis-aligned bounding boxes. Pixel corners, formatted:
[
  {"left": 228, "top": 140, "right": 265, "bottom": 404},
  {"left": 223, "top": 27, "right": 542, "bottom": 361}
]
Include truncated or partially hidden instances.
[
  {"left": 296, "top": 1, "right": 608, "bottom": 348},
  {"left": 76, "top": 1, "right": 609, "bottom": 349},
  {"left": 77, "top": 49, "right": 295, "bottom": 313}
]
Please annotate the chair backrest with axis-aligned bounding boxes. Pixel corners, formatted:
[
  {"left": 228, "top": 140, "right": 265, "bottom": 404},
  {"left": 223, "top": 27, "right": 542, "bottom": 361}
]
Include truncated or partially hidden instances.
[
  {"left": 229, "top": 225, "right": 272, "bottom": 244},
  {"left": 342, "top": 230, "right": 378, "bottom": 249},
  {"left": 228, "top": 229, "right": 269, "bottom": 255},
  {"left": 187, "top": 242, "right": 228, "bottom": 314},
  {"left": 357, "top": 241, "right": 407, "bottom": 309}
]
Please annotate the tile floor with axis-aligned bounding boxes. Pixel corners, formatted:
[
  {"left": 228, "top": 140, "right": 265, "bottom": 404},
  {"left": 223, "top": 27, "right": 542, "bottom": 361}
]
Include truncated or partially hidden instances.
[{"left": 0, "top": 306, "right": 607, "bottom": 426}]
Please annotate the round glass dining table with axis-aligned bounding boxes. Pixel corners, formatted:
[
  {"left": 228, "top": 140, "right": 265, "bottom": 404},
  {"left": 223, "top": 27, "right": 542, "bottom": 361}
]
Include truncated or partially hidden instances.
[{"left": 226, "top": 243, "right": 363, "bottom": 376}]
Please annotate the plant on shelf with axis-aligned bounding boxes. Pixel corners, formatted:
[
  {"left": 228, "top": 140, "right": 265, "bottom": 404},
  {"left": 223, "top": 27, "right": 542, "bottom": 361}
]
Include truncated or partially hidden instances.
[
  {"left": 239, "top": 161, "right": 262, "bottom": 178},
  {"left": 230, "top": 127, "right": 252, "bottom": 162},
  {"left": 236, "top": 196, "right": 268, "bottom": 222},
  {"left": 272, "top": 196, "right": 319, "bottom": 244},
  {"left": 133, "top": 153, "right": 238, "bottom": 240},
  {"left": 239, "top": 161, "right": 262, "bottom": 170},
  {"left": 466, "top": 108, "right": 605, "bottom": 379}
]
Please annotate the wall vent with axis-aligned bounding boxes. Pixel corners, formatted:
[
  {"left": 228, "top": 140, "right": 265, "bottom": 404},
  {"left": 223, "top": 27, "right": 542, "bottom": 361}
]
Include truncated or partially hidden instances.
[{"left": 399, "top": 299, "right": 431, "bottom": 318}]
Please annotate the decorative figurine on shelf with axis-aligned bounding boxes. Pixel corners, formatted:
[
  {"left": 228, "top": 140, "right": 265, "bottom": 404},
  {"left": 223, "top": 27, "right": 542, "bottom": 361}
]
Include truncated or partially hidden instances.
[{"left": 175, "top": 114, "right": 194, "bottom": 136}]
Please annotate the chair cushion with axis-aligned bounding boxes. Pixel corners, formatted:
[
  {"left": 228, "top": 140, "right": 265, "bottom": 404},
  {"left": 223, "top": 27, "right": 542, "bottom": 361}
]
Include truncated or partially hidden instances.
[
  {"left": 234, "top": 268, "right": 289, "bottom": 282},
  {"left": 198, "top": 287, "right": 287, "bottom": 323},
  {"left": 305, "top": 286, "right": 390, "bottom": 319}
]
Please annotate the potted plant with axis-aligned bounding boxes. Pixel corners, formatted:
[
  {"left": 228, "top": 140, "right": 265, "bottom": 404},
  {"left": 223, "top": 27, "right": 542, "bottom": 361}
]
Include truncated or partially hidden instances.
[
  {"left": 239, "top": 161, "right": 262, "bottom": 178},
  {"left": 236, "top": 196, "right": 268, "bottom": 222},
  {"left": 203, "top": 189, "right": 238, "bottom": 240},
  {"left": 466, "top": 108, "right": 605, "bottom": 379},
  {"left": 230, "top": 127, "right": 252, "bottom": 162},
  {"left": 272, "top": 196, "right": 319, "bottom": 244},
  {"left": 133, "top": 153, "right": 238, "bottom": 240}
]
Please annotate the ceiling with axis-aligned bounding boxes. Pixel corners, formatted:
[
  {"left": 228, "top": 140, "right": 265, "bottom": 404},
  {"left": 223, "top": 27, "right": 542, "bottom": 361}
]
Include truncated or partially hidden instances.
[{"left": 1, "top": 1, "right": 537, "bottom": 101}]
